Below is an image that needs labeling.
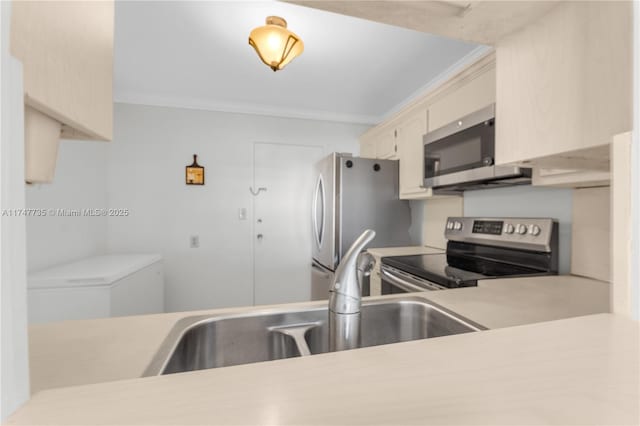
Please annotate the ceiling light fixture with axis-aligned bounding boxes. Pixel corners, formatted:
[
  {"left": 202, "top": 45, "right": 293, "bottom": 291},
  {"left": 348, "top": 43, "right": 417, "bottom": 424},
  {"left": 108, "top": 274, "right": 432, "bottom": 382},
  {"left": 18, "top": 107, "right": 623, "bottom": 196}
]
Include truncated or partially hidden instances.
[{"left": 248, "top": 16, "right": 304, "bottom": 72}]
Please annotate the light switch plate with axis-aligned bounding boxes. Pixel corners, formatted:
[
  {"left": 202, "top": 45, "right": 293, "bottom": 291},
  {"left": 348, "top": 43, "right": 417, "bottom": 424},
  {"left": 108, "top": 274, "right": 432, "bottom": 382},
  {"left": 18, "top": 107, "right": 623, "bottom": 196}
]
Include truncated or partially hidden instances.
[
  {"left": 190, "top": 235, "right": 200, "bottom": 248},
  {"left": 238, "top": 208, "right": 247, "bottom": 220}
]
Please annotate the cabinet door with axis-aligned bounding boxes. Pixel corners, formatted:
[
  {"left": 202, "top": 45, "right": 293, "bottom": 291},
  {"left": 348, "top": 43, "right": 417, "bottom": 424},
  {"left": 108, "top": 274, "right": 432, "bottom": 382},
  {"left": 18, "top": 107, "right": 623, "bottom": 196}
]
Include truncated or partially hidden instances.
[
  {"left": 428, "top": 65, "right": 496, "bottom": 132},
  {"left": 11, "top": 1, "right": 114, "bottom": 141},
  {"left": 376, "top": 129, "right": 398, "bottom": 160},
  {"left": 358, "top": 128, "right": 397, "bottom": 160},
  {"left": 495, "top": 1, "right": 631, "bottom": 166},
  {"left": 359, "top": 136, "right": 377, "bottom": 159},
  {"left": 397, "top": 109, "right": 428, "bottom": 198}
]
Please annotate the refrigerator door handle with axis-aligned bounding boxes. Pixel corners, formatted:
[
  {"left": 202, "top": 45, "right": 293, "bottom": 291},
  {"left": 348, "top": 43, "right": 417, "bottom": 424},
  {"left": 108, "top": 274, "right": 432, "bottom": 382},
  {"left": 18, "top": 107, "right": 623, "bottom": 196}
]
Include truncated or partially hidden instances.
[{"left": 312, "top": 174, "right": 325, "bottom": 249}]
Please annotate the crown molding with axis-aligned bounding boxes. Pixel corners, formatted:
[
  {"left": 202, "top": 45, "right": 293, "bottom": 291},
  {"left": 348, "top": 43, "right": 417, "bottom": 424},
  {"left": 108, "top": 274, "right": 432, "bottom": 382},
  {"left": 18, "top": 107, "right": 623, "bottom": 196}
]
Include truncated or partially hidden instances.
[
  {"left": 379, "top": 45, "right": 494, "bottom": 122},
  {"left": 113, "top": 93, "right": 380, "bottom": 125},
  {"left": 114, "top": 45, "right": 493, "bottom": 127}
]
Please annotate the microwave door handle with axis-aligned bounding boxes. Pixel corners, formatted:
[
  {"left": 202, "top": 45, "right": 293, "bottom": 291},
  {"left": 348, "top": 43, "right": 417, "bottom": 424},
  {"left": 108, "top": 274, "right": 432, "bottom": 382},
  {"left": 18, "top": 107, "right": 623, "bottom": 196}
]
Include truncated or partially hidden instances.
[
  {"left": 424, "top": 156, "right": 440, "bottom": 179},
  {"left": 381, "top": 268, "right": 442, "bottom": 292}
]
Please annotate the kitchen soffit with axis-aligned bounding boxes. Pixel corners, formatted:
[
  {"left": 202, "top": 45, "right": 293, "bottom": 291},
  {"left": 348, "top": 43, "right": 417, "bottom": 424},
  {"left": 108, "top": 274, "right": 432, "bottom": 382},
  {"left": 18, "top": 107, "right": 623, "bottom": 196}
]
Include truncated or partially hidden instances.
[
  {"left": 287, "top": 1, "right": 560, "bottom": 45},
  {"left": 114, "top": 1, "right": 484, "bottom": 124}
]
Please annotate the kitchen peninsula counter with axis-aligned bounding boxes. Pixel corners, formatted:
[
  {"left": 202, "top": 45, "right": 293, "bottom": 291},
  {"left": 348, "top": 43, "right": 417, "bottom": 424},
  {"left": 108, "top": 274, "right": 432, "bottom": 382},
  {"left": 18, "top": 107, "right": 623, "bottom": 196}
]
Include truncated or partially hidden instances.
[
  {"left": 27, "top": 275, "right": 609, "bottom": 394},
  {"left": 12, "top": 275, "right": 632, "bottom": 425},
  {"left": 10, "top": 312, "right": 638, "bottom": 425}
]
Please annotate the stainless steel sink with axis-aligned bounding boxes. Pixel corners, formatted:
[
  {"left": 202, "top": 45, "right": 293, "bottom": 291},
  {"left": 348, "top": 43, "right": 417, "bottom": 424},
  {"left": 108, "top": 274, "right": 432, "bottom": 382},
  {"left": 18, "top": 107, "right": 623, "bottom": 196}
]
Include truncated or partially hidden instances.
[{"left": 143, "top": 296, "right": 486, "bottom": 376}]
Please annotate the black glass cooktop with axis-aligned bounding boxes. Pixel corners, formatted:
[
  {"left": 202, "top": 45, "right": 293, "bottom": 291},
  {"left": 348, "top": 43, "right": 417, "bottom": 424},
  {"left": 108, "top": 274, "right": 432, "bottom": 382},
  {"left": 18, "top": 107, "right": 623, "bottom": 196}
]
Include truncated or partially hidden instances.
[{"left": 381, "top": 253, "right": 548, "bottom": 289}]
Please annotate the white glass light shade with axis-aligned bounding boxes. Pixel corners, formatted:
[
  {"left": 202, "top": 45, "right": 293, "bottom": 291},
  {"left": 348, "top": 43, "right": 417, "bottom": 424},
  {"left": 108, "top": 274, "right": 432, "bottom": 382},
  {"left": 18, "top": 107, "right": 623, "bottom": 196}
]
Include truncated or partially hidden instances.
[{"left": 248, "top": 16, "right": 304, "bottom": 71}]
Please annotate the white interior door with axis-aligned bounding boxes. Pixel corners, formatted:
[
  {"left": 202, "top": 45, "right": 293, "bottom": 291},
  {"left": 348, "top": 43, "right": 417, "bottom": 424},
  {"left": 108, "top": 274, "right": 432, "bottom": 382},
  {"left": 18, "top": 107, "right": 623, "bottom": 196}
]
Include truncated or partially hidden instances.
[{"left": 253, "top": 143, "right": 324, "bottom": 305}]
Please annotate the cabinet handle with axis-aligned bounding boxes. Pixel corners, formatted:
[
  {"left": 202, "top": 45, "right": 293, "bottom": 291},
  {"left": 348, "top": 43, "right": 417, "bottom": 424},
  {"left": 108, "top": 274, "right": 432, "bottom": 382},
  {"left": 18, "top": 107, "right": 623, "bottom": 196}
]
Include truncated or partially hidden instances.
[{"left": 394, "top": 144, "right": 397, "bottom": 152}]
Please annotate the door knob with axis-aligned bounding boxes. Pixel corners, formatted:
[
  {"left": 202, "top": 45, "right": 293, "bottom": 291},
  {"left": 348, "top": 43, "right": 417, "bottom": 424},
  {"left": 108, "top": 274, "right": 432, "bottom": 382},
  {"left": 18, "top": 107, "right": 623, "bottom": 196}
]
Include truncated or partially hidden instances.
[{"left": 257, "top": 234, "right": 263, "bottom": 240}]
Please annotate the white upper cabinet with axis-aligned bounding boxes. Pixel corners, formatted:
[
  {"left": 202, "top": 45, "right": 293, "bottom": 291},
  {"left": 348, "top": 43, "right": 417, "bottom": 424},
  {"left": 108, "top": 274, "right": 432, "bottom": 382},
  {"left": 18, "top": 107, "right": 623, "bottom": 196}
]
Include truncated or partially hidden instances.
[
  {"left": 428, "top": 65, "right": 496, "bottom": 133},
  {"left": 359, "top": 126, "right": 398, "bottom": 160},
  {"left": 11, "top": 0, "right": 114, "bottom": 182},
  {"left": 359, "top": 53, "right": 495, "bottom": 200},
  {"left": 359, "top": 113, "right": 427, "bottom": 199},
  {"left": 396, "top": 108, "right": 428, "bottom": 198},
  {"left": 495, "top": 1, "right": 632, "bottom": 168},
  {"left": 376, "top": 129, "right": 399, "bottom": 160},
  {"left": 359, "top": 136, "right": 377, "bottom": 159}
]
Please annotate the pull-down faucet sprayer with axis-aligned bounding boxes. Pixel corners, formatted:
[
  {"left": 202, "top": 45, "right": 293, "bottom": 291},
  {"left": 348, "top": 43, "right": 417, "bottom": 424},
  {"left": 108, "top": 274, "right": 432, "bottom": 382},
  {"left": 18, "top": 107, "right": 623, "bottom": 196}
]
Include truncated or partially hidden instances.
[{"left": 329, "top": 229, "right": 376, "bottom": 351}]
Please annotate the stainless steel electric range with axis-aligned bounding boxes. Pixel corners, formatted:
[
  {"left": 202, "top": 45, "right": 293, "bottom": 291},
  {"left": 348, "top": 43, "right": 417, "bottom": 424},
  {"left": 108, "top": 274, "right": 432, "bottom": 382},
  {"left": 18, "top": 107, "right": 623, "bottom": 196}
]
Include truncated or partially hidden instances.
[{"left": 380, "top": 217, "right": 559, "bottom": 294}]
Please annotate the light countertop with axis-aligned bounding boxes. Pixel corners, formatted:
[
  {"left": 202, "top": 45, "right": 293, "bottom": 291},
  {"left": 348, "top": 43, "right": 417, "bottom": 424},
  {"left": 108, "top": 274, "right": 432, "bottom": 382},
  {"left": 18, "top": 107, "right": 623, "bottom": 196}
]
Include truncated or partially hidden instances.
[
  {"left": 27, "top": 275, "right": 610, "bottom": 396},
  {"left": 428, "top": 275, "right": 611, "bottom": 329},
  {"left": 10, "top": 313, "right": 639, "bottom": 425}
]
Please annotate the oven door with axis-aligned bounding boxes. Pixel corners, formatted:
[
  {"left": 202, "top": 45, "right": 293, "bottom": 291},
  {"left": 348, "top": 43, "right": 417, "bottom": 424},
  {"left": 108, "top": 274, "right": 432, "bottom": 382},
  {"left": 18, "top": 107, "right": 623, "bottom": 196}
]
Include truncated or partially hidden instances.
[{"left": 380, "top": 265, "right": 445, "bottom": 294}]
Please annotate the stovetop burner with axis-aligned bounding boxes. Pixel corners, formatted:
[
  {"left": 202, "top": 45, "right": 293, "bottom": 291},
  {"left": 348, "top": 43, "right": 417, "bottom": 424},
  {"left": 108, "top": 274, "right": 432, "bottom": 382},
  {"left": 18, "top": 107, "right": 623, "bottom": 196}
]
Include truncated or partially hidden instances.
[
  {"left": 382, "top": 253, "right": 550, "bottom": 288},
  {"left": 381, "top": 217, "right": 559, "bottom": 289}
]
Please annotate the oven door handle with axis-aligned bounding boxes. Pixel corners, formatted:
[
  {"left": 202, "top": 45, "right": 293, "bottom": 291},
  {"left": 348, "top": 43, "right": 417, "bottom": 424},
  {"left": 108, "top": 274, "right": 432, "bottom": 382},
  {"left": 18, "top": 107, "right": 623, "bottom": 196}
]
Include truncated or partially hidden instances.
[{"left": 381, "top": 268, "right": 443, "bottom": 292}]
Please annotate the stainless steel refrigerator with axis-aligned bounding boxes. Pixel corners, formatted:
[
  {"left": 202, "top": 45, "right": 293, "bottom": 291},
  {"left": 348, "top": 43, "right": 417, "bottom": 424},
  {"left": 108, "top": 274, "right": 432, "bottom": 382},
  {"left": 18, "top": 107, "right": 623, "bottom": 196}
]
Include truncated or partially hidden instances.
[{"left": 311, "top": 153, "right": 412, "bottom": 300}]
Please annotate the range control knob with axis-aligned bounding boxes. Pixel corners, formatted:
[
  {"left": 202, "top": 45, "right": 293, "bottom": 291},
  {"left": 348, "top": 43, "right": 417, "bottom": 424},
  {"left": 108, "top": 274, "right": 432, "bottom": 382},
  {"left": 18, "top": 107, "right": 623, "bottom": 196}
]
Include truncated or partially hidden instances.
[
  {"left": 516, "top": 224, "right": 527, "bottom": 235},
  {"left": 504, "top": 224, "right": 515, "bottom": 234},
  {"left": 446, "top": 221, "right": 454, "bottom": 230},
  {"left": 529, "top": 225, "right": 541, "bottom": 236},
  {"left": 453, "top": 221, "right": 463, "bottom": 231}
]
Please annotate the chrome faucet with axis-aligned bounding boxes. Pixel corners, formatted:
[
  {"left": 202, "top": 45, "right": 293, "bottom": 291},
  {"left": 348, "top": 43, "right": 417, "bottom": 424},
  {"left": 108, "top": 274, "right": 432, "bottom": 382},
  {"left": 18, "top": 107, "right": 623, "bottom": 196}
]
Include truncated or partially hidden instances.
[{"left": 329, "top": 229, "right": 376, "bottom": 351}]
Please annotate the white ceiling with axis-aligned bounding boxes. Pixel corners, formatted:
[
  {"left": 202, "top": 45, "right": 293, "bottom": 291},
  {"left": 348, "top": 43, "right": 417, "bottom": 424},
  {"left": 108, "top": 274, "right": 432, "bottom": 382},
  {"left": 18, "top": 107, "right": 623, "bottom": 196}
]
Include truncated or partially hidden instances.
[{"left": 114, "top": 1, "right": 483, "bottom": 124}]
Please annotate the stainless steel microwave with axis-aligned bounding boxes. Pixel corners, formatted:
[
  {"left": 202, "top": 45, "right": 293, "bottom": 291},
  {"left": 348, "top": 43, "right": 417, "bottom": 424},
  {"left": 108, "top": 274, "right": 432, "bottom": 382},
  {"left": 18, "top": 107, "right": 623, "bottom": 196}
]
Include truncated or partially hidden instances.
[{"left": 423, "top": 104, "right": 531, "bottom": 191}]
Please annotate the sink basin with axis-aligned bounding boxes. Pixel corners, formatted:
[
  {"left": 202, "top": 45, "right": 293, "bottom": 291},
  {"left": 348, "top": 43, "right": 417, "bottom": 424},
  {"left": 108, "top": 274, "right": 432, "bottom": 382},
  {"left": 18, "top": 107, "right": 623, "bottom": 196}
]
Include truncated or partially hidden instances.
[{"left": 143, "top": 296, "right": 485, "bottom": 376}]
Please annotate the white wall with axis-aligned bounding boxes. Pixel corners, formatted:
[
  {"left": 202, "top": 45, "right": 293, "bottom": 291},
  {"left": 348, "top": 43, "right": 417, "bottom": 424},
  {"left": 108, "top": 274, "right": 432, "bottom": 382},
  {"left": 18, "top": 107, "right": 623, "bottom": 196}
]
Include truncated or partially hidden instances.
[
  {"left": 1, "top": 1, "right": 30, "bottom": 419},
  {"left": 463, "top": 186, "right": 573, "bottom": 274},
  {"left": 107, "top": 103, "right": 368, "bottom": 312},
  {"left": 25, "top": 140, "right": 109, "bottom": 271}
]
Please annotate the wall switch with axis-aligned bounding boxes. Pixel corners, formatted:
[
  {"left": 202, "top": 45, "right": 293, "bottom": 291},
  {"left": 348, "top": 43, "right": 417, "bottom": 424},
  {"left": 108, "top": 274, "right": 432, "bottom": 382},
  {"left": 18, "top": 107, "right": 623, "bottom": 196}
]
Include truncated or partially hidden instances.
[
  {"left": 238, "top": 208, "right": 247, "bottom": 220},
  {"left": 190, "top": 235, "right": 200, "bottom": 248}
]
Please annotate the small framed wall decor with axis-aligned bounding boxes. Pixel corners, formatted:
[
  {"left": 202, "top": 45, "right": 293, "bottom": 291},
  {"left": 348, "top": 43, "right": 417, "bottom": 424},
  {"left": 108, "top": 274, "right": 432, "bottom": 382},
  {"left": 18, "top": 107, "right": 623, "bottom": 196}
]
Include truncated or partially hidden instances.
[{"left": 186, "top": 154, "right": 205, "bottom": 185}]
